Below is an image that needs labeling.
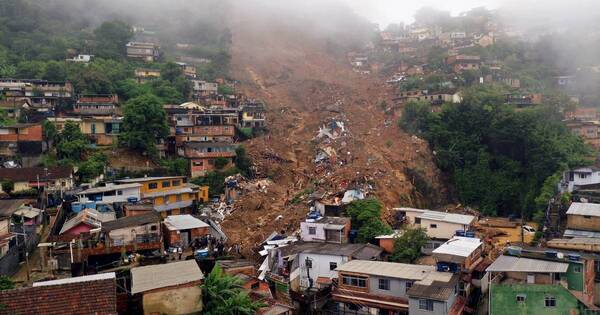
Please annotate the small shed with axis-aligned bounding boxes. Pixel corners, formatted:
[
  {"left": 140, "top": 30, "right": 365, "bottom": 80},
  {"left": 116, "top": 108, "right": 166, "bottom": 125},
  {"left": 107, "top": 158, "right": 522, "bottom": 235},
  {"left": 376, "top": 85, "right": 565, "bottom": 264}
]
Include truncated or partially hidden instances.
[
  {"left": 163, "top": 215, "right": 210, "bottom": 248},
  {"left": 131, "top": 260, "right": 204, "bottom": 315}
]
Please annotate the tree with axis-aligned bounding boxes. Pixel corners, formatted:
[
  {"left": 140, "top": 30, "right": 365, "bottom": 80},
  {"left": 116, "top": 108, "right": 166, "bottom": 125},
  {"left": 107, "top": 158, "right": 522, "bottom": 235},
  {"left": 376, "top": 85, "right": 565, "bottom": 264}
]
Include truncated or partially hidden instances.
[
  {"left": 120, "top": 94, "right": 169, "bottom": 157},
  {"left": 214, "top": 157, "right": 229, "bottom": 170},
  {"left": 42, "top": 120, "right": 57, "bottom": 148},
  {"left": 234, "top": 146, "right": 252, "bottom": 177},
  {"left": 1, "top": 181, "right": 14, "bottom": 195},
  {"left": 201, "top": 265, "right": 265, "bottom": 315},
  {"left": 93, "top": 20, "right": 133, "bottom": 59},
  {"left": 346, "top": 198, "right": 392, "bottom": 243},
  {"left": 0, "top": 276, "right": 14, "bottom": 290},
  {"left": 77, "top": 152, "right": 107, "bottom": 182},
  {"left": 161, "top": 62, "right": 183, "bottom": 83},
  {"left": 389, "top": 228, "right": 429, "bottom": 263},
  {"left": 42, "top": 60, "right": 67, "bottom": 81},
  {"left": 56, "top": 121, "right": 88, "bottom": 161}
]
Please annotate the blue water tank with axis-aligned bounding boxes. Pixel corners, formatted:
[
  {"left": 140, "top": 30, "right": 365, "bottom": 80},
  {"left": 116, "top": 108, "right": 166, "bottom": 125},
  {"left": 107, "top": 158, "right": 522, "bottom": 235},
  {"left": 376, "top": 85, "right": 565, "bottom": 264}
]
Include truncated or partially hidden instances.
[
  {"left": 465, "top": 231, "right": 476, "bottom": 238},
  {"left": 545, "top": 250, "right": 558, "bottom": 258},
  {"left": 568, "top": 254, "right": 581, "bottom": 261},
  {"left": 93, "top": 195, "right": 103, "bottom": 201},
  {"left": 456, "top": 230, "right": 465, "bottom": 237},
  {"left": 127, "top": 197, "right": 138, "bottom": 203},
  {"left": 72, "top": 203, "right": 84, "bottom": 213},
  {"left": 507, "top": 246, "right": 522, "bottom": 256}
]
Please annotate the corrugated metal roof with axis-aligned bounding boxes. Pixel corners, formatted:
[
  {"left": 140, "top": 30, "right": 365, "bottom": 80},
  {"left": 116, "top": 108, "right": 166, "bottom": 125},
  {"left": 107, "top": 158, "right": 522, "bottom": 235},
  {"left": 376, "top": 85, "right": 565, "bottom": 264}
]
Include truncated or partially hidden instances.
[
  {"left": 164, "top": 214, "right": 209, "bottom": 231},
  {"left": 131, "top": 260, "right": 203, "bottom": 294},
  {"left": 419, "top": 211, "right": 475, "bottom": 225},
  {"left": 564, "top": 229, "right": 600, "bottom": 238},
  {"left": 78, "top": 183, "right": 141, "bottom": 195},
  {"left": 155, "top": 200, "right": 194, "bottom": 212},
  {"left": 335, "top": 260, "right": 434, "bottom": 280},
  {"left": 566, "top": 202, "right": 600, "bottom": 217},
  {"left": 33, "top": 272, "right": 115, "bottom": 287},
  {"left": 486, "top": 255, "right": 569, "bottom": 273},
  {"left": 432, "top": 236, "right": 482, "bottom": 257},
  {"left": 548, "top": 237, "right": 600, "bottom": 245}
]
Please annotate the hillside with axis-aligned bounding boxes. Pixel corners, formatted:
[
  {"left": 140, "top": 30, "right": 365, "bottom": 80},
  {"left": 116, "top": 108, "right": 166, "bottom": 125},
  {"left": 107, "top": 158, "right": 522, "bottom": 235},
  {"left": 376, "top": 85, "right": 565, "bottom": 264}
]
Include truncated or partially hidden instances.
[{"left": 220, "top": 3, "right": 448, "bottom": 254}]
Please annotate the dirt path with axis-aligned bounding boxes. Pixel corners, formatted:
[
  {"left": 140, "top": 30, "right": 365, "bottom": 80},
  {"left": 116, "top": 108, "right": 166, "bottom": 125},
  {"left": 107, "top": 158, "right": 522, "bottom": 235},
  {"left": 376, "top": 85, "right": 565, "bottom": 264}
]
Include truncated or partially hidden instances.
[{"left": 221, "top": 7, "right": 448, "bottom": 257}]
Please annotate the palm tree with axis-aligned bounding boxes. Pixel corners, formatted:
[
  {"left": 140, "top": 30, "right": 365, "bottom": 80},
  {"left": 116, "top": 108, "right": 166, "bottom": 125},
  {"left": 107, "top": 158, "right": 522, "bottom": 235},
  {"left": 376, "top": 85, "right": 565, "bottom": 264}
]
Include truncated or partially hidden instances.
[{"left": 201, "top": 265, "right": 265, "bottom": 315}]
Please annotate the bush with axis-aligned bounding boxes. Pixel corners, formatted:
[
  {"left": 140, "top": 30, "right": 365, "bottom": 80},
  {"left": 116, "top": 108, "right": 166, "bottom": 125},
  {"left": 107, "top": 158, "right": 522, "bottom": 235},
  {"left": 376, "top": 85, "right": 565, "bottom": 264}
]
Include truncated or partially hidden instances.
[{"left": 346, "top": 198, "right": 392, "bottom": 243}]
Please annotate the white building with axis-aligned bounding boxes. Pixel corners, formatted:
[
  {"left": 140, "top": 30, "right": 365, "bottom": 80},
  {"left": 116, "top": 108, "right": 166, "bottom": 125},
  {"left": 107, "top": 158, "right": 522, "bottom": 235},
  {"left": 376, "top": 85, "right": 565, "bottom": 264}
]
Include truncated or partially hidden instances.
[
  {"left": 397, "top": 208, "right": 476, "bottom": 240},
  {"left": 77, "top": 183, "right": 142, "bottom": 204},
  {"left": 67, "top": 54, "right": 93, "bottom": 63},
  {"left": 300, "top": 216, "right": 350, "bottom": 244},
  {"left": 559, "top": 167, "right": 600, "bottom": 193}
]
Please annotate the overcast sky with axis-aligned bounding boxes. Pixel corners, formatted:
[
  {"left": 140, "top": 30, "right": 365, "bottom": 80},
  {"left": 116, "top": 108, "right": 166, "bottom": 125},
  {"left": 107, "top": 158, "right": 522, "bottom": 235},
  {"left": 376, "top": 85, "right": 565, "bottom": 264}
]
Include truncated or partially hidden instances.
[{"left": 343, "top": 0, "right": 503, "bottom": 27}]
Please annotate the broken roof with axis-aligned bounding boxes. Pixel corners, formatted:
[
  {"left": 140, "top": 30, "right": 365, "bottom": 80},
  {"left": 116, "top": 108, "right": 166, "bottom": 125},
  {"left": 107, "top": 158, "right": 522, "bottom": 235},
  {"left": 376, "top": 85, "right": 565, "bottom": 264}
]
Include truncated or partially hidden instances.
[
  {"left": 486, "top": 255, "right": 569, "bottom": 273},
  {"left": 131, "top": 260, "right": 203, "bottom": 294},
  {"left": 60, "top": 209, "right": 116, "bottom": 234},
  {"left": 566, "top": 202, "right": 600, "bottom": 217},
  {"left": 101, "top": 212, "right": 161, "bottom": 232},
  {"left": 164, "top": 214, "right": 209, "bottom": 231},
  {"left": 0, "top": 199, "right": 34, "bottom": 218},
  {"left": 432, "top": 236, "right": 482, "bottom": 257},
  {"left": 336, "top": 260, "right": 435, "bottom": 280}
]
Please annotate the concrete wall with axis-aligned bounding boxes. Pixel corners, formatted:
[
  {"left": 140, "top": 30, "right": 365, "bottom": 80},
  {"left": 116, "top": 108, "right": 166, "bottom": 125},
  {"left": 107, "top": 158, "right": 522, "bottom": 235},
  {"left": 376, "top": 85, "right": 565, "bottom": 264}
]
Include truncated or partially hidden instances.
[
  {"left": 567, "top": 214, "right": 600, "bottom": 232},
  {"left": 297, "top": 252, "right": 348, "bottom": 289},
  {"left": 368, "top": 275, "right": 412, "bottom": 299},
  {"left": 420, "top": 219, "right": 467, "bottom": 240},
  {"left": 142, "top": 284, "right": 203, "bottom": 315},
  {"left": 490, "top": 283, "right": 580, "bottom": 315},
  {"left": 409, "top": 297, "right": 453, "bottom": 315},
  {"left": 108, "top": 223, "right": 160, "bottom": 245}
]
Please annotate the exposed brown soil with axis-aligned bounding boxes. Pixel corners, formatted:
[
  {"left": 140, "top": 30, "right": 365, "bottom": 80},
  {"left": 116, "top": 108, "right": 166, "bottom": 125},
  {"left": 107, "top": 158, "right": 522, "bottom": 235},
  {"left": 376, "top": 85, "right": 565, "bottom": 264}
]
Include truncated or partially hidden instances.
[{"left": 220, "top": 9, "right": 449, "bottom": 257}]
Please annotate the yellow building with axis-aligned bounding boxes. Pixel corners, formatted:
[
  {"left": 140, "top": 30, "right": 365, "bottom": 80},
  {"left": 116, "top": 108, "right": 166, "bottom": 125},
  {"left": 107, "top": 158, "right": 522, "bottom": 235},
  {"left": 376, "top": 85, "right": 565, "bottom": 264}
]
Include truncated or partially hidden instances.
[
  {"left": 50, "top": 116, "right": 121, "bottom": 146},
  {"left": 115, "top": 176, "right": 209, "bottom": 217}
]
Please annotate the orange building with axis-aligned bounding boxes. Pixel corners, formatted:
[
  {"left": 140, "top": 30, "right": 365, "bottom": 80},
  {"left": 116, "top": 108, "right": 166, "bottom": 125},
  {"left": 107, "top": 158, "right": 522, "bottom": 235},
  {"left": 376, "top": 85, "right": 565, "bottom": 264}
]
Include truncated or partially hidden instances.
[{"left": 115, "top": 176, "right": 209, "bottom": 217}]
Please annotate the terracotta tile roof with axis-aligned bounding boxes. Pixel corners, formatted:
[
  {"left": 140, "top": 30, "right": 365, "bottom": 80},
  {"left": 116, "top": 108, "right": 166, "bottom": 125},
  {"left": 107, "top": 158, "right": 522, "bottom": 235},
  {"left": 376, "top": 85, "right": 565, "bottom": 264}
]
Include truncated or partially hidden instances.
[{"left": 0, "top": 274, "right": 117, "bottom": 315}]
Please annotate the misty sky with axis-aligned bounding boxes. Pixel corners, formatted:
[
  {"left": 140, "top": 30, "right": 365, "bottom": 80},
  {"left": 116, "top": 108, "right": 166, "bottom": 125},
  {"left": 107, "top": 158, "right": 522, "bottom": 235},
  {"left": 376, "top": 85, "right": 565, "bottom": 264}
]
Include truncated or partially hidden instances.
[{"left": 343, "top": 0, "right": 502, "bottom": 27}]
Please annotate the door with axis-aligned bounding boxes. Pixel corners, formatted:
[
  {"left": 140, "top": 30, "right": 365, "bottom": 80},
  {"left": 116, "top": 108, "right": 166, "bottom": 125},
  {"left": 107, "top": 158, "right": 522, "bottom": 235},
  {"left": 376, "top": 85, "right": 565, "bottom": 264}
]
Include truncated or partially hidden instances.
[{"left": 180, "top": 231, "right": 190, "bottom": 248}]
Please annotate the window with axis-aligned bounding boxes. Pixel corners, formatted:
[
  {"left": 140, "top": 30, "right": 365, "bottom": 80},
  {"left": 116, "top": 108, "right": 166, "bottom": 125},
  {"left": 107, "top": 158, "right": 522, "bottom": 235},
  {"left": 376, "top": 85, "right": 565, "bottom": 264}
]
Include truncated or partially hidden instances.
[
  {"left": 516, "top": 294, "right": 526, "bottom": 303},
  {"left": 573, "top": 265, "right": 582, "bottom": 273},
  {"left": 176, "top": 194, "right": 182, "bottom": 202},
  {"left": 117, "top": 190, "right": 123, "bottom": 196},
  {"left": 308, "top": 227, "right": 316, "bottom": 235},
  {"left": 378, "top": 279, "right": 390, "bottom": 290},
  {"left": 405, "top": 281, "right": 413, "bottom": 293},
  {"left": 545, "top": 296, "right": 556, "bottom": 308},
  {"left": 148, "top": 183, "right": 158, "bottom": 190},
  {"left": 415, "top": 218, "right": 421, "bottom": 224},
  {"left": 342, "top": 275, "right": 367, "bottom": 288},
  {"left": 430, "top": 224, "right": 437, "bottom": 229},
  {"left": 162, "top": 181, "right": 171, "bottom": 188},
  {"left": 330, "top": 262, "right": 337, "bottom": 270},
  {"left": 172, "top": 180, "right": 181, "bottom": 187},
  {"left": 150, "top": 225, "right": 157, "bottom": 231},
  {"left": 418, "top": 299, "right": 434, "bottom": 311}
]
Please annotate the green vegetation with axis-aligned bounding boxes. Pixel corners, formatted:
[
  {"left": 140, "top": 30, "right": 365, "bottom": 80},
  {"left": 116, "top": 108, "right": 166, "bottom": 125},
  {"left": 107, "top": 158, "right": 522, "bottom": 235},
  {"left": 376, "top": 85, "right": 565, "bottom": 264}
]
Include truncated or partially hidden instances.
[
  {"left": 400, "top": 85, "right": 592, "bottom": 218},
  {"left": 77, "top": 152, "right": 107, "bottom": 182},
  {"left": 234, "top": 146, "right": 252, "bottom": 177},
  {"left": 160, "top": 158, "right": 189, "bottom": 176},
  {"left": 389, "top": 228, "right": 429, "bottom": 263},
  {"left": 346, "top": 198, "right": 392, "bottom": 243},
  {"left": 0, "top": 276, "right": 14, "bottom": 290},
  {"left": 1, "top": 181, "right": 14, "bottom": 195},
  {"left": 120, "top": 94, "right": 169, "bottom": 157},
  {"left": 201, "top": 265, "right": 265, "bottom": 315},
  {"left": 56, "top": 121, "right": 88, "bottom": 162}
]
